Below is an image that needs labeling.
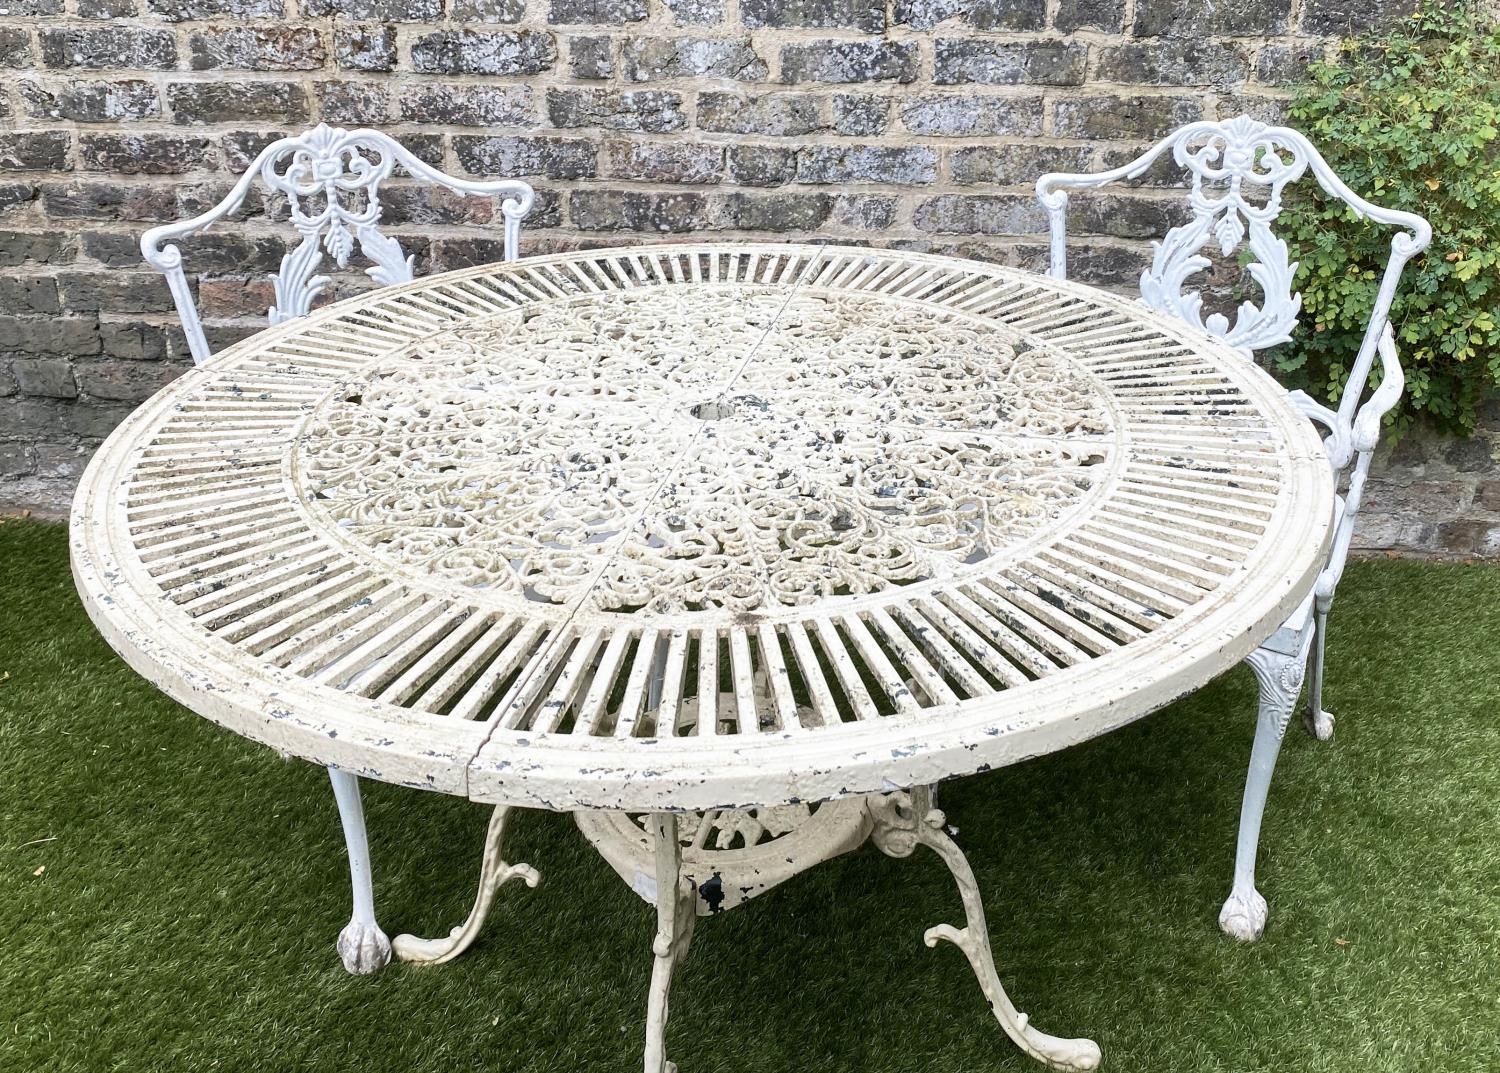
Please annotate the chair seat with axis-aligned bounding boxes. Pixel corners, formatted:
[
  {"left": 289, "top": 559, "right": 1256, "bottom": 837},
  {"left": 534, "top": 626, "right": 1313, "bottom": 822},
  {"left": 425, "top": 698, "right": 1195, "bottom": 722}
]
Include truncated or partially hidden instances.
[{"left": 1258, "top": 493, "right": 1344, "bottom": 656}]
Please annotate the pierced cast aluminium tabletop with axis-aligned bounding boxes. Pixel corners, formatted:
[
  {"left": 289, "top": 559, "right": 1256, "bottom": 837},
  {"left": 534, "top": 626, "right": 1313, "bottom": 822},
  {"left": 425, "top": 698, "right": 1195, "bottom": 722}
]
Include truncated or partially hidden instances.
[{"left": 72, "top": 243, "right": 1334, "bottom": 813}]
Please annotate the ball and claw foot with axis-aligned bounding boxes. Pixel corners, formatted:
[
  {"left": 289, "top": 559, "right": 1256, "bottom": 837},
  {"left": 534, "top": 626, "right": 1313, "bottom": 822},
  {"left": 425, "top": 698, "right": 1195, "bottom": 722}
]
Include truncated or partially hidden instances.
[
  {"left": 1303, "top": 708, "right": 1335, "bottom": 741},
  {"left": 1218, "top": 887, "right": 1268, "bottom": 942},
  {"left": 337, "top": 919, "right": 392, "bottom": 974}
]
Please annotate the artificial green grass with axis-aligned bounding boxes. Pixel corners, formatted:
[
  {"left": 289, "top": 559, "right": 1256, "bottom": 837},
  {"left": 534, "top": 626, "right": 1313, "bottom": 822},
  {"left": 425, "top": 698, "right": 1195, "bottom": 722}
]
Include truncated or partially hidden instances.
[{"left": 1, "top": 518, "right": 1496, "bottom": 1073}]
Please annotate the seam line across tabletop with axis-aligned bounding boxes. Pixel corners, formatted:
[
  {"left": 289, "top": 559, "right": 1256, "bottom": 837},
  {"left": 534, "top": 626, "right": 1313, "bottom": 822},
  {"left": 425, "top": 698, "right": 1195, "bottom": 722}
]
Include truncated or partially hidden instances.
[
  {"left": 71, "top": 243, "right": 1333, "bottom": 812},
  {"left": 462, "top": 258, "right": 812, "bottom": 770}
]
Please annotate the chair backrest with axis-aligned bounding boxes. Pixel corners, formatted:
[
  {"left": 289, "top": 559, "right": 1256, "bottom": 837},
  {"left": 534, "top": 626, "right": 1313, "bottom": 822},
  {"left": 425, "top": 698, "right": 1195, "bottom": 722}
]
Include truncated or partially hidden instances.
[
  {"left": 1035, "top": 115, "right": 1429, "bottom": 432},
  {"left": 141, "top": 123, "right": 535, "bottom": 366},
  {"left": 1036, "top": 116, "right": 1431, "bottom": 600}
]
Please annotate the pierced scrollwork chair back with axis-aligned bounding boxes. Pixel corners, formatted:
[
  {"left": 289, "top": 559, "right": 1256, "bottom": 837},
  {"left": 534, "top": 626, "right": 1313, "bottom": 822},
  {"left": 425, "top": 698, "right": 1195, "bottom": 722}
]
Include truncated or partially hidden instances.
[
  {"left": 1036, "top": 115, "right": 1431, "bottom": 607},
  {"left": 141, "top": 123, "right": 536, "bottom": 367}
]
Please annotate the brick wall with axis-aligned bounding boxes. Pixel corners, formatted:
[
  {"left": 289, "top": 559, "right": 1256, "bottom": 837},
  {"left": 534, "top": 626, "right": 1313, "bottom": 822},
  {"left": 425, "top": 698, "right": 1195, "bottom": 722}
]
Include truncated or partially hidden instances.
[{"left": 6, "top": 0, "right": 1494, "bottom": 555}]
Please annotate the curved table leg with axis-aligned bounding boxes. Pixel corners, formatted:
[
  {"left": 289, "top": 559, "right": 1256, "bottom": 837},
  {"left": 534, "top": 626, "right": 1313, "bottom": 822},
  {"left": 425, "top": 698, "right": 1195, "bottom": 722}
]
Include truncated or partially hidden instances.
[
  {"left": 392, "top": 804, "right": 539, "bottom": 965},
  {"left": 1221, "top": 643, "right": 1308, "bottom": 942},
  {"left": 869, "top": 790, "right": 1101, "bottom": 1072},
  {"left": 328, "top": 767, "right": 392, "bottom": 975},
  {"left": 644, "top": 813, "right": 696, "bottom": 1073}
]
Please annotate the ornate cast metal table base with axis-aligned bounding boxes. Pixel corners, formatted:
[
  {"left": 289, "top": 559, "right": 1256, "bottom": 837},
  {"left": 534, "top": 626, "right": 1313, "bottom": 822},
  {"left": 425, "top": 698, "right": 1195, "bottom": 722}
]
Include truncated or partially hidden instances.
[{"left": 391, "top": 791, "right": 1101, "bottom": 1073}]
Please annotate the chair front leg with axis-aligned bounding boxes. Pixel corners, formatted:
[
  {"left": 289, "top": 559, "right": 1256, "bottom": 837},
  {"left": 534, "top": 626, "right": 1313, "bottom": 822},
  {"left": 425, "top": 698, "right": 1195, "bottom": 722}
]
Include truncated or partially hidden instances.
[
  {"left": 328, "top": 767, "right": 392, "bottom": 974},
  {"left": 1302, "top": 595, "right": 1335, "bottom": 740},
  {"left": 1220, "top": 641, "right": 1309, "bottom": 942}
]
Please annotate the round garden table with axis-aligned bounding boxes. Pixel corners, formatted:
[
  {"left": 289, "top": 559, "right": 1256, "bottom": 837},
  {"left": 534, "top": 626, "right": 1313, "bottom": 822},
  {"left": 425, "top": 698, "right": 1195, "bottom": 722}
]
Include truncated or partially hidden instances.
[{"left": 72, "top": 243, "right": 1333, "bottom": 1072}]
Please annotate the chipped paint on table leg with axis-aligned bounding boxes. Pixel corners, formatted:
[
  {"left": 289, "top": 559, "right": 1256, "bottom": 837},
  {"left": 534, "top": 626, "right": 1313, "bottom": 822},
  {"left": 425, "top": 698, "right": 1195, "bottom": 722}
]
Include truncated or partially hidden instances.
[
  {"left": 1221, "top": 643, "right": 1309, "bottom": 942},
  {"left": 328, "top": 766, "right": 391, "bottom": 975},
  {"left": 393, "top": 804, "right": 539, "bottom": 965},
  {"left": 644, "top": 813, "right": 696, "bottom": 1073},
  {"left": 869, "top": 789, "right": 1101, "bottom": 1073}
]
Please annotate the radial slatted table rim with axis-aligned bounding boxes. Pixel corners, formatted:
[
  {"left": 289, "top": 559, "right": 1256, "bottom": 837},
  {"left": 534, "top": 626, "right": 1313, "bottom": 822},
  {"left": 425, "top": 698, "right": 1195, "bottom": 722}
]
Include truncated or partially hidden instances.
[{"left": 72, "top": 243, "right": 1334, "bottom": 813}]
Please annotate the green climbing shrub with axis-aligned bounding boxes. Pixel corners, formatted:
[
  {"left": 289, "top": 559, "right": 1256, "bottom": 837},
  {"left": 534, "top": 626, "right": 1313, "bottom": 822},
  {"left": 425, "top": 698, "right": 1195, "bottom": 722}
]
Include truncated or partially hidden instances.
[{"left": 1276, "top": 0, "right": 1500, "bottom": 434}]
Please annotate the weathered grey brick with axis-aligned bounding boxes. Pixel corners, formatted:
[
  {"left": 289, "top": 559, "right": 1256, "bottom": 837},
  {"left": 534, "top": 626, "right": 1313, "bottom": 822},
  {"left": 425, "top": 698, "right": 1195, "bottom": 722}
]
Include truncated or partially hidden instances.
[
  {"left": 75, "top": 361, "right": 187, "bottom": 403},
  {"left": 400, "top": 84, "right": 533, "bottom": 127},
  {"left": 548, "top": 89, "right": 686, "bottom": 133},
  {"left": 603, "top": 140, "right": 723, "bottom": 183},
  {"left": 742, "top": 0, "right": 884, "bottom": 32},
  {"left": 411, "top": 30, "right": 557, "bottom": 75},
  {"left": 144, "top": 0, "right": 281, "bottom": 19},
  {"left": 302, "top": 0, "right": 439, "bottom": 16},
  {"left": 0, "top": 28, "right": 30, "bottom": 68},
  {"left": 1067, "top": 193, "right": 1186, "bottom": 239},
  {"left": 13, "top": 359, "right": 77, "bottom": 399},
  {"left": 452, "top": 0, "right": 526, "bottom": 20},
  {"left": 571, "top": 190, "right": 709, "bottom": 232},
  {"left": 570, "top": 35, "right": 613, "bottom": 79},
  {"left": 219, "top": 131, "right": 286, "bottom": 172},
  {"left": 0, "top": 231, "right": 74, "bottom": 266},
  {"left": 549, "top": 0, "right": 647, "bottom": 22},
  {"left": 169, "top": 82, "right": 309, "bottom": 125},
  {"left": 1216, "top": 95, "right": 1286, "bottom": 125},
  {"left": 1012, "top": 241, "right": 1145, "bottom": 286},
  {"left": 831, "top": 95, "right": 889, "bottom": 136},
  {"left": 0, "top": 0, "right": 62, "bottom": 12},
  {"left": 80, "top": 134, "right": 213, "bottom": 175},
  {"left": 720, "top": 192, "right": 834, "bottom": 231},
  {"left": 315, "top": 81, "right": 392, "bottom": 125},
  {"left": 0, "top": 373, "right": 19, "bottom": 403},
  {"left": 454, "top": 136, "right": 597, "bottom": 180},
  {"left": 1053, "top": 0, "right": 1124, "bottom": 33},
  {"left": 0, "top": 277, "right": 60, "bottom": 315},
  {"left": 1097, "top": 42, "right": 1249, "bottom": 89},
  {"left": 40, "top": 28, "right": 176, "bottom": 70},
  {"left": 951, "top": 144, "right": 1093, "bottom": 186},
  {"left": 0, "top": 133, "right": 71, "bottom": 172},
  {"left": 1096, "top": 146, "right": 1186, "bottom": 185},
  {"left": 0, "top": 183, "right": 35, "bottom": 215},
  {"left": 1255, "top": 43, "right": 1325, "bottom": 86},
  {"left": 697, "top": 92, "right": 823, "bottom": 136},
  {"left": 831, "top": 194, "right": 898, "bottom": 230},
  {"left": 893, "top": 0, "right": 1045, "bottom": 30},
  {"left": 19, "top": 80, "right": 159, "bottom": 123},
  {"left": 664, "top": 0, "right": 722, "bottom": 24},
  {"left": 780, "top": 40, "right": 918, "bottom": 83},
  {"left": 914, "top": 194, "right": 1047, "bottom": 234},
  {"left": 1134, "top": 0, "right": 1291, "bottom": 37},
  {"left": 41, "top": 182, "right": 176, "bottom": 221},
  {"left": 77, "top": 0, "right": 136, "bottom": 15},
  {"left": 59, "top": 271, "right": 179, "bottom": 314},
  {"left": 900, "top": 95, "right": 1043, "bottom": 137},
  {"left": 335, "top": 26, "right": 397, "bottom": 72},
  {"left": 375, "top": 185, "right": 495, "bottom": 226},
  {"left": 190, "top": 28, "right": 326, "bottom": 72},
  {"left": 0, "top": 315, "right": 100, "bottom": 358},
  {"left": 98, "top": 320, "right": 172, "bottom": 361},
  {"left": 1052, "top": 95, "right": 1204, "bottom": 140},
  {"left": 1301, "top": 0, "right": 1414, "bottom": 35},
  {"left": 796, "top": 145, "right": 937, "bottom": 185},
  {"left": 622, "top": 36, "right": 766, "bottom": 81},
  {"left": 726, "top": 145, "right": 797, "bottom": 186},
  {"left": 934, "top": 40, "right": 1086, "bottom": 86}
]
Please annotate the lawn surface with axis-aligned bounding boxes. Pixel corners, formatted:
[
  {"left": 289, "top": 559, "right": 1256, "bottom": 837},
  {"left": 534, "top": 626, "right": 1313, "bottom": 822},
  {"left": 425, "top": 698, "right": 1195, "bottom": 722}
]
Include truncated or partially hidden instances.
[{"left": 1, "top": 518, "right": 1497, "bottom": 1073}]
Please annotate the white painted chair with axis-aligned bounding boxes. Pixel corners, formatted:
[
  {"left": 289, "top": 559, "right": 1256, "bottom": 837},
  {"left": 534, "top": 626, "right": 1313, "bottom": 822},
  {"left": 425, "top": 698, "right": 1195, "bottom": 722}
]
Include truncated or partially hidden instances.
[
  {"left": 1037, "top": 115, "right": 1431, "bottom": 940},
  {"left": 141, "top": 123, "right": 535, "bottom": 973}
]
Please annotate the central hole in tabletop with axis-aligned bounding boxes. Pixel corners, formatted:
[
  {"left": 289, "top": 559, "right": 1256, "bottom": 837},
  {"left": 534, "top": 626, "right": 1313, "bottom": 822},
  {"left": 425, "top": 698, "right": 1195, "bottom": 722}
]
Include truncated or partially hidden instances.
[{"left": 689, "top": 395, "right": 768, "bottom": 422}]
